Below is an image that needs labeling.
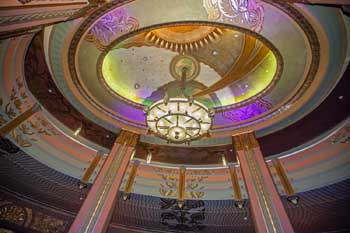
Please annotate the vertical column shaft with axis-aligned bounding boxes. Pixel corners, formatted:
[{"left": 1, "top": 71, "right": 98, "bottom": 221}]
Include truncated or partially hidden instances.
[
  {"left": 228, "top": 164, "right": 243, "bottom": 207},
  {"left": 0, "top": 103, "right": 40, "bottom": 136},
  {"left": 69, "top": 130, "right": 139, "bottom": 233},
  {"left": 272, "top": 159, "right": 295, "bottom": 196},
  {"left": 80, "top": 152, "right": 102, "bottom": 186},
  {"left": 178, "top": 166, "right": 186, "bottom": 207},
  {"left": 233, "top": 132, "right": 294, "bottom": 233},
  {"left": 123, "top": 160, "right": 140, "bottom": 200}
]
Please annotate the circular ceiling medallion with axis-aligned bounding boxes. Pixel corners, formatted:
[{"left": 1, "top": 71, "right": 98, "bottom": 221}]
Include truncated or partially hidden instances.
[
  {"left": 99, "top": 24, "right": 281, "bottom": 110},
  {"left": 170, "top": 55, "right": 200, "bottom": 81}
]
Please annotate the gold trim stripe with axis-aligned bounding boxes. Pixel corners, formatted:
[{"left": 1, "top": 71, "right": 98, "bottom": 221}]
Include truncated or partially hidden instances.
[
  {"left": 232, "top": 131, "right": 259, "bottom": 150},
  {"left": 116, "top": 130, "right": 139, "bottom": 147},
  {"left": 123, "top": 160, "right": 140, "bottom": 200},
  {"left": 228, "top": 165, "right": 243, "bottom": 201},
  {"left": 80, "top": 153, "right": 102, "bottom": 184},
  {"left": 272, "top": 159, "right": 295, "bottom": 196},
  {"left": 0, "top": 103, "right": 40, "bottom": 136},
  {"left": 178, "top": 166, "right": 186, "bottom": 207}
]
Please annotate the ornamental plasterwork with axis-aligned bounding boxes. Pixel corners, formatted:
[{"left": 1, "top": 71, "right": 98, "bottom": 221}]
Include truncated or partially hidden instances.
[
  {"left": 154, "top": 167, "right": 211, "bottom": 199},
  {"left": 2, "top": 77, "right": 59, "bottom": 148},
  {"left": 203, "top": 0, "right": 264, "bottom": 32},
  {"left": 0, "top": 10, "right": 79, "bottom": 26},
  {"left": 222, "top": 98, "right": 273, "bottom": 122},
  {"left": 331, "top": 120, "right": 350, "bottom": 144},
  {"left": 0, "top": 199, "right": 67, "bottom": 233},
  {"left": 154, "top": 167, "right": 179, "bottom": 198},
  {"left": 85, "top": 8, "right": 139, "bottom": 50}
]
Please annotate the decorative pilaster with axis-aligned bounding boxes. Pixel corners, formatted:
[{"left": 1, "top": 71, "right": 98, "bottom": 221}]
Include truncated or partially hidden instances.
[
  {"left": 272, "top": 159, "right": 299, "bottom": 205},
  {"left": 228, "top": 164, "right": 243, "bottom": 208},
  {"left": 79, "top": 152, "right": 102, "bottom": 188},
  {"left": 177, "top": 166, "right": 186, "bottom": 208},
  {"left": 69, "top": 130, "right": 139, "bottom": 233},
  {"left": 122, "top": 160, "right": 140, "bottom": 201},
  {"left": 0, "top": 103, "right": 40, "bottom": 136},
  {"left": 233, "top": 132, "right": 294, "bottom": 233}
]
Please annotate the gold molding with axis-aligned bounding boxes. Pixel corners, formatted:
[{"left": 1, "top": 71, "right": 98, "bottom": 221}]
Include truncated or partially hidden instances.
[
  {"left": 80, "top": 153, "right": 102, "bottom": 184},
  {"left": 272, "top": 159, "right": 295, "bottom": 196},
  {"left": 0, "top": 103, "right": 40, "bottom": 136},
  {"left": 228, "top": 165, "right": 243, "bottom": 201},
  {"left": 115, "top": 130, "right": 139, "bottom": 147},
  {"left": 123, "top": 160, "right": 140, "bottom": 200},
  {"left": 232, "top": 132, "right": 259, "bottom": 151},
  {"left": 178, "top": 166, "right": 186, "bottom": 207}
]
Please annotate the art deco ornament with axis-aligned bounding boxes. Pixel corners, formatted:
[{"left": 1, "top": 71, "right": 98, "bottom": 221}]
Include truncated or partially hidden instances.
[
  {"left": 146, "top": 97, "right": 214, "bottom": 144},
  {"left": 145, "top": 57, "right": 214, "bottom": 144}
]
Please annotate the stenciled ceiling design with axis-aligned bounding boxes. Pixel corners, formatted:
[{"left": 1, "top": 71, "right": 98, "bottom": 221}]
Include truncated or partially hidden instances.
[{"left": 99, "top": 25, "right": 279, "bottom": 109}]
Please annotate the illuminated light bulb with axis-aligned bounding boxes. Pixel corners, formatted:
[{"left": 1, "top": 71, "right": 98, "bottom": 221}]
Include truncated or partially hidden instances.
[
  {"left": 74, "top": 125, "right": 82, "bottom": 136},
  {"left": 222, "top": 154, "right": 227, "bottom": 166},
  {"left": 130, "top": 151, "right": 136, "bottom": 161},
  {"left": 146, "top": 152, "right": 152, "bottom": 164}
]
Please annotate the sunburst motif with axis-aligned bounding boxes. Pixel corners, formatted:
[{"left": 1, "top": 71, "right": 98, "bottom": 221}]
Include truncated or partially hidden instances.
[{"left": 144, "top": 26, "right": 224, "bottom": 53}]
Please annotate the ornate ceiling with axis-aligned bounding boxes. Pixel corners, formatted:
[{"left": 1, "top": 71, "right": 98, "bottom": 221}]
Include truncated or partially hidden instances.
[
  {"left": 41, "top": 0, "right": 348, "bottom": 145},
  {"left": 0, "top": 0, "right": 349, "bottom": 232}
]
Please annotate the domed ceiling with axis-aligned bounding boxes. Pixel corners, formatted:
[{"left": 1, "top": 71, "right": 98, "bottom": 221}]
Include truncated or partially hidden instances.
[
  {"left": 100, "top": 25, "right": 279, "bottom": 109},
  {"left": 0, "top": 3, "right": 349, "bottom": 232},
  {"left": 42, "top": 0, "right": 347, "bottom": 146},
  {"left": 0, "top": 0, "right": 348, "bottom": 180}
]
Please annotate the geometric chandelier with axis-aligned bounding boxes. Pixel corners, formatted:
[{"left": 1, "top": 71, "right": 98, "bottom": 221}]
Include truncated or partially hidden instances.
[
  {"left": 145, "top": 55, "right": 214, "bottom": 144},
  {"left": 146, "top": 97, "right": 214, "bottom": 144}
]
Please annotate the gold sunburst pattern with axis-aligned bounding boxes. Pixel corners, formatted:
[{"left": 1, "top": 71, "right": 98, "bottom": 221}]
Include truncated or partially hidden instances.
[{"left": 144, "top": 25, "right": 224, "bottom": 53}]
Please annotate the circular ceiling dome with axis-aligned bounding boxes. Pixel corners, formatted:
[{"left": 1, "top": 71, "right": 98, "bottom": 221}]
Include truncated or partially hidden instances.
[
  {"left": 99, "top": 25, "right": 280, "bottom": 109},
  {"left": 43, "top": 0, "right": 347, "bottom": 146}
]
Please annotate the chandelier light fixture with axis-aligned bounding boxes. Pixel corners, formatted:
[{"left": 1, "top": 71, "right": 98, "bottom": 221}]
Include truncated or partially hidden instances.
[
  {"left": 146, "top": 97, "right": 214, "bottom": 144},
  {"left": 145, "top": 56, "right": 214, "bottom": 144}
]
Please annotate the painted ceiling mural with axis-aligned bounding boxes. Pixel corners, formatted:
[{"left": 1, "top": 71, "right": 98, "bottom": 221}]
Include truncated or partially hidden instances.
[
  {"left": 45, "top": 0, "right": 347, "bottom": 144},
  {"left": 203, "top": 0, "right": 264, "bottom": 32},
  {"left": 100, "top": 25, "right": 278, "bottom": 108}
]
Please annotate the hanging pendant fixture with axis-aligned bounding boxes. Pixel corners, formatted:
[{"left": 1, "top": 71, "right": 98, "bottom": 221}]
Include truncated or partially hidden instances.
[{"left": 145, "top": 56, "right": 214, "bottom": 144}]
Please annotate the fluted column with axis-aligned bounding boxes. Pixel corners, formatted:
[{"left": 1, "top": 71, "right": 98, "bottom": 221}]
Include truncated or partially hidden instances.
[
  {"left": 232, "top": 132, "right": 294, "bottom": 233},
  {"left": 0, "top": 103, "right": 40, "bottom": 136},
  {"left": 69, "top": 130, "right": 139, "bottom": 233}
]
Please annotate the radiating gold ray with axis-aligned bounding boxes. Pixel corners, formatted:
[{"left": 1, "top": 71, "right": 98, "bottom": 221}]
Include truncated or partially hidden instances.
[
  {"left": 194, "top": 34, "right": 270, "bottom": 97},
  {"left": 117, "top": 25, "right": 224, "bottom": 54}
]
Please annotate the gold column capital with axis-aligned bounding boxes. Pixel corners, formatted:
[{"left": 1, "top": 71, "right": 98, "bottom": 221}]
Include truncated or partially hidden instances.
[
  {"left": 115, "top": 130, "right": 139, "bottom": 147},
  {"left": 232, "top": 131, "right": 259, "bottom": 151}
]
